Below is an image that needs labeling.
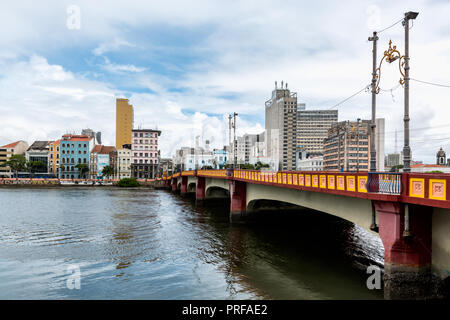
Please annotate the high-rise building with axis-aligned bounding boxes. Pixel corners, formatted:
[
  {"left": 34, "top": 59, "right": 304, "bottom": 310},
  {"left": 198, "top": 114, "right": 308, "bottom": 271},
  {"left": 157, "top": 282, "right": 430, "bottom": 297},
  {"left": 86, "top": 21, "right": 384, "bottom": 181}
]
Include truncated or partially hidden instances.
[
  {"left": 375, "top": 118, "right": 385, "bottom": 172},
  {"left": 323, "top": 120, "right": 371, "bottom": 171},
  {"left": 115, "top": 98, "right": 134, "bottom": 150},
  {"left": 131, "top": 129, "right": 161, "bottom": 179},
  {"left": 265, "top": 81, "right": 298, "bottom": 170},
  {"left": 297, "top": 108, "right": 338, "bottom": 155},
  {"left": 323, "top": 118, "right": 385, "bottom": 171}
]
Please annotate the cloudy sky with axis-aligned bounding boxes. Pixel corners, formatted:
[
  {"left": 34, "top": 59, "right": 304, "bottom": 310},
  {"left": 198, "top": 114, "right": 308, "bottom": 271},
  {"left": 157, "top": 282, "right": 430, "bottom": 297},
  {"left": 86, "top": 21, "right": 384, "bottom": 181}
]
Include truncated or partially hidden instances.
[{"left": 1, "top": 0, "right": 450, "bottom": 162}]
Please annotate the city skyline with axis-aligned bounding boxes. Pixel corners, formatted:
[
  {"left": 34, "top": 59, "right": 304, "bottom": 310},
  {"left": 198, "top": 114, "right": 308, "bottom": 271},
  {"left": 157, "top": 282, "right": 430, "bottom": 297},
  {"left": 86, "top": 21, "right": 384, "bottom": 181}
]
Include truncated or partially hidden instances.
[{"left": 1, "top": 1, "right": 450, "bottom": 163}]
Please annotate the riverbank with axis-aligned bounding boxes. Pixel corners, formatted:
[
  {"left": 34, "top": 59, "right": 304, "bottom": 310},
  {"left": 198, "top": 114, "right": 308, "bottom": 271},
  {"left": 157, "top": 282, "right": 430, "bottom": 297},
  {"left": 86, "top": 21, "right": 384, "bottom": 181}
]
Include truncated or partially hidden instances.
[{"left": 0, "top": 178, "right": 158, "bottom": 188}]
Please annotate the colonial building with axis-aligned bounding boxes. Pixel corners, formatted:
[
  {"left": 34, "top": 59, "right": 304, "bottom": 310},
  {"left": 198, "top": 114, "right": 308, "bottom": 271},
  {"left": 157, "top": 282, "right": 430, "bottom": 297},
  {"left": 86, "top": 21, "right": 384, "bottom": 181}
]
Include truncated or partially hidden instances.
[
  {"left": 437, "top": 147, "right": 446, "bottom": 165},
  {"left": 60, "top": 134, "right": 94, "bottom": 179},
  {"left": 48, "top": 140, "right": 60, "bottom": 177},
  {"left": 116, "top": 144, "right": 132, "bottom": 179},
  {"left": 0, "top": 141, "right": 29, "bottom": 177},
  {"left": 131, "top": 129, "right": 161, "bottom": 179},
  {"left": 89, "top": 145, "right": 116, "bottom": 179}
]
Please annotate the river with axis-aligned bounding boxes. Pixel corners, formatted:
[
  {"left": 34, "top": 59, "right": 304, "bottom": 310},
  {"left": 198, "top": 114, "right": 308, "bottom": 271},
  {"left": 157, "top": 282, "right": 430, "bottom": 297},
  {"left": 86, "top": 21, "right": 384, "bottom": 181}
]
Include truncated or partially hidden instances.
[{"left": 0, "top": 187, "right": 384, "bottom": 299}]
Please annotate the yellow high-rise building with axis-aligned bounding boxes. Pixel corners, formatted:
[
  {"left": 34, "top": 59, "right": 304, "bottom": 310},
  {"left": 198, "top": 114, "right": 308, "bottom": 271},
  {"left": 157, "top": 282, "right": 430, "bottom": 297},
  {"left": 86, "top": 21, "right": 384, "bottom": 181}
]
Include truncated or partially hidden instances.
[{"left": 115, "top": 98, "right": 134, "bottom": 149}]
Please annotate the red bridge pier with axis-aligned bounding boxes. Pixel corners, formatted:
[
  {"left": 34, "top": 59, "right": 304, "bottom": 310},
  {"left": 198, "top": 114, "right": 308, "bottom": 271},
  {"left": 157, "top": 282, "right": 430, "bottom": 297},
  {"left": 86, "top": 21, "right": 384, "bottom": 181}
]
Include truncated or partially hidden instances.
[
  {"left": 180, "top": 176, "right": 188, "bottom": 196},
  {"left": 195, "top": 176, "right": 206, "bottom": 205},
  {"left": 171, "top": 177, "right": 178, "bottom": 193},
  {"left": 375, "top": 201, "right": 434, "bottom": 299},
  {"left": 229, "top": 180, "right": 247, "bottom": 223}
]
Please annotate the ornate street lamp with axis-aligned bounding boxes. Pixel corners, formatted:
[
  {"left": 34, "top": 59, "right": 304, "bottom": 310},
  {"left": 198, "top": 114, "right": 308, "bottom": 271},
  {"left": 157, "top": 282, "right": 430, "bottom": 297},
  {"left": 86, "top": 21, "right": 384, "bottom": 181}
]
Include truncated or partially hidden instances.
[{"left": 374, "top": 11, "right": 418, "bottom": 173}]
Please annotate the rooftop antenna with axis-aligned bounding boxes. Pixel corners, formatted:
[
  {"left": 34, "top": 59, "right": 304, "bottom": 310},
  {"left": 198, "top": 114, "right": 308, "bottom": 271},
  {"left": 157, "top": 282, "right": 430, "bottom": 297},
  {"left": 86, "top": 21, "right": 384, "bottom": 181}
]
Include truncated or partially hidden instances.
[{"left": 275, "top": 81, "right": 277, "bottom": 89}]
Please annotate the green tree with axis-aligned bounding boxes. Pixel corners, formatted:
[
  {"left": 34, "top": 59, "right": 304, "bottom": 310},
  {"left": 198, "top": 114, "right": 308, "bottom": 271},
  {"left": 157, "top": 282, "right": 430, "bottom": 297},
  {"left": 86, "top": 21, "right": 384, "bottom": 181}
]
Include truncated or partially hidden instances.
[
  {"left": 240, "top": 163, "right": 255, "bottom": 170},
  {"left": 1, "top": 154, "right": 26, "bottom": 179},
  {"left": 75, "top": 163, "right": 89, "bottom": 179},
  {"left": 390, "top": 165, "right": 404, "bottom": 172},
  {"left": 26, "top": 160, "right": 46, "bottom": 177},
  {"left": 255, "top": 161, "right": 270, "bottom": 170},
  {"left": 117, "top": 177, "right": 140, "bottom": 187},
  {"left": 102, "top": 165, "right": 115, "bottom": 179}
]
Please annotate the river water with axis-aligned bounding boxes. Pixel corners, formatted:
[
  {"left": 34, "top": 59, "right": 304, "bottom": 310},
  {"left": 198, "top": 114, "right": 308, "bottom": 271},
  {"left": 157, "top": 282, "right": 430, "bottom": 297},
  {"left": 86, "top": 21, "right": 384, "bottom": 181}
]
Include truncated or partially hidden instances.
[{"left": 0, "top": 187, "right": 384, "bottom": 299}]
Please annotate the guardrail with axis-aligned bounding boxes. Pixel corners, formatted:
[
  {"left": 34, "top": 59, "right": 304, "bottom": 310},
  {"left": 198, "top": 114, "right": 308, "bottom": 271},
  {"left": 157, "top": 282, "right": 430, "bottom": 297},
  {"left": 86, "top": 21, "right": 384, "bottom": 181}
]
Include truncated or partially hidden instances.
[{"left": 367, "top": 172, "right": 402, "bottom": 195}]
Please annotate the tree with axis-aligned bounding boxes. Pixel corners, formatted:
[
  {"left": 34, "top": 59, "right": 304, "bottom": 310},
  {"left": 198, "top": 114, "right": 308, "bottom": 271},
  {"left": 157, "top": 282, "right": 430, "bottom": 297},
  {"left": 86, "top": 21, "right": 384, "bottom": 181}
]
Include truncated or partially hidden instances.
[
  {"left": 240, "top": 163, "right": 255, "bottom": 170},
  {"left": 390, "top": 165, "right": 404, "bottom": 172},
  {"left": 117, "top": 177, "right": 140, "bottom": 187},
  {"left": 1, "top": 154, "right": 26, "bottom": 179},
  {"left": 75, "top": 163, "right": 89, "bottom": 179},
  {"left": 26, "top": 160, "right": 46, "bottom": 177},
  {"left": 255, "top": 161, "right": 270, "bottom": 170},
  {"left": 102, "top": 165, "right": 114, "bottom": 179}
]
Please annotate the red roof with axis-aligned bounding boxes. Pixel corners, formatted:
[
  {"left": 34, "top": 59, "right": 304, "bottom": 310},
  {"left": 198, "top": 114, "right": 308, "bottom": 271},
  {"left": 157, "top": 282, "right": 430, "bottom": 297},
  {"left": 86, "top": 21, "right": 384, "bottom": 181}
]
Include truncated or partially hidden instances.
[
  {"left": 91, "top": 145, "right": 116, "bottom": 154},
  {"left": 61, "top": 134, "right": 92, "bottom": 142},
  {"left": 1, "top": 141, "right": 21, "bottom": 148},
  {"left": 411, "top": 164, "right": 445, "bottom": 168}
]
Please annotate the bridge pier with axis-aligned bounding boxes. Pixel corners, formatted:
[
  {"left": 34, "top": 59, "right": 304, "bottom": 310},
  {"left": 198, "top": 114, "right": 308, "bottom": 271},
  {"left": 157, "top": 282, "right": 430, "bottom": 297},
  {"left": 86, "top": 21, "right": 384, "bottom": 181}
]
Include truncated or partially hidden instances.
[
  {"left": 375, "top": 201, "right": 433, "bottom": 299},
  {"left": 229, "top": 180, "right": 247, "bottom": 223},
  {"left": 171, "top": 178, "right": 178, "bottom": 193},
  {"left": 180, "top": 176, "right": 188, "bottom": 196},
  {"left": 195, "top": 176, "right": 206, "bottom": 205}
]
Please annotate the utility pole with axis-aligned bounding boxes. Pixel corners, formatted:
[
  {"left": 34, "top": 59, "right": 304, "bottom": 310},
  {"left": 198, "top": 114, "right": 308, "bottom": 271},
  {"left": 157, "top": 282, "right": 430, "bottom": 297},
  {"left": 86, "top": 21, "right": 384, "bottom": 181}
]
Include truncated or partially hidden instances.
[
  {"left": 402, "top": 12, "right": 419, "bottom": 172},
  {"left": 228, "top": 114, "right": 232, "bottom": 167},
  {"left": 356, "top": 118, "right": 360, "bottom": 172},
  {"left": 368, "top": 31, "right": 378, "bottom": 172},
  {"left": 233, "top": 112, "right": 238, "bottom": 168}
]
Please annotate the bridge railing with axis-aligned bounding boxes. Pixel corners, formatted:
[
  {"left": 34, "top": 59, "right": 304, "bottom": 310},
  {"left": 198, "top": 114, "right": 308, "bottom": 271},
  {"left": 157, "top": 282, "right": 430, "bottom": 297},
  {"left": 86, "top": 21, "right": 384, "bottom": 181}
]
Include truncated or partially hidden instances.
[{"left": 367, "top": 172, "right": 402, "bottom": 195}]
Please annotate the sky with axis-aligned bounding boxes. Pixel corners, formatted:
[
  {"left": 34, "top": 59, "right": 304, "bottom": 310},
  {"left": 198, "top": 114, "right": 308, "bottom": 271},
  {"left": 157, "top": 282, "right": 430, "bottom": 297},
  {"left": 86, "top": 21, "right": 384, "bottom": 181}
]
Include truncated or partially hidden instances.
[{"left": 1, "top": 0, "right": 450, "bottom": 163}]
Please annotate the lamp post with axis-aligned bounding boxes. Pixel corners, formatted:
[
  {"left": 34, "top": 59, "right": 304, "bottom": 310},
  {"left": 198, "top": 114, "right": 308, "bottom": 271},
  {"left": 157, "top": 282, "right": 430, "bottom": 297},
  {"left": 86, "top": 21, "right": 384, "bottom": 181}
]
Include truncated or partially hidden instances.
[
  {"left": 374, "top": 11, "right": 418, "bottom": 173},
  {"left": 233, "top": 112, "right": 238, "bottom": 168},
  {"left": 402, "top": 11, "right": 419, "bottom": 172},
  {"left": 368, "top": 31, "right": 378, "bottom": 172}
]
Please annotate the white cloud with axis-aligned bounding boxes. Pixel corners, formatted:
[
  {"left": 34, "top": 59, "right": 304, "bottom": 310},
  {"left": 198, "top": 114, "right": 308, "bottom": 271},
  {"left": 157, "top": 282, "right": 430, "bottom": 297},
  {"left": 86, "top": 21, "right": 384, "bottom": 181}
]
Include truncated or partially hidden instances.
[
  {"left": 93, "top": 38, "right": 136, "bottom": 56},
  {"left": 1, "top": 0, "right": 450, "bottom": 163}
]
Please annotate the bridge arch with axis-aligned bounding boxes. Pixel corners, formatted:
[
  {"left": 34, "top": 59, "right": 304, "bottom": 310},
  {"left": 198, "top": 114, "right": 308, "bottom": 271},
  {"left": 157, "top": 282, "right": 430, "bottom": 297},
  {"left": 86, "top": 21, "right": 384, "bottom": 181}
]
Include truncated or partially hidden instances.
[{"left": 245, "top": 183, "right": 375, "bottom": 233}]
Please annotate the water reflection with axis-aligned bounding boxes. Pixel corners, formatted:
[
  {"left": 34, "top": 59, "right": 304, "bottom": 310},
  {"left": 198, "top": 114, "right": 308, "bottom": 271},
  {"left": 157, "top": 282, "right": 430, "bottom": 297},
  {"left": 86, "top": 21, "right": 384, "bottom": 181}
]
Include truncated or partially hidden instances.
[{"left": 0, "top": 187, "right": 383, "bottom": 299}]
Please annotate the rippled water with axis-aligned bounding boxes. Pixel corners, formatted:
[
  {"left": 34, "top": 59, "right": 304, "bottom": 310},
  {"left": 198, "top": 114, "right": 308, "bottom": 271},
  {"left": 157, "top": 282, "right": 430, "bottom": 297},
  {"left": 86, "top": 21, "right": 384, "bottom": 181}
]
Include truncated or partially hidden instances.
[{"left": 0, "top": 187, "right": 384, "bottom": 299}]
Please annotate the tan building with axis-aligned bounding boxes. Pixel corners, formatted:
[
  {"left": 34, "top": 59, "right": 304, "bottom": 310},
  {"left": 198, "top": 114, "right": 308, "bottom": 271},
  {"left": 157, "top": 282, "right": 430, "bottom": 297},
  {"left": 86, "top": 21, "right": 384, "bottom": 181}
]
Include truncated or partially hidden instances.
[
  {"left": 323, "top": 120, "right": 371, "bottom": 171},
  {"left": 0, "top": 141, "right": 29, "bottom": 177},
  {"left": 265, "top": 81, "right": 297, "bottom": 170},
  {"left": 116, "top": 146, "right": 132, "bottom": 179},
  {"left": 115, "top": 98, "right": 134, "bottom": 150},
  {"left": 297, "top": 106, "right": 338, "bottom": 155}
]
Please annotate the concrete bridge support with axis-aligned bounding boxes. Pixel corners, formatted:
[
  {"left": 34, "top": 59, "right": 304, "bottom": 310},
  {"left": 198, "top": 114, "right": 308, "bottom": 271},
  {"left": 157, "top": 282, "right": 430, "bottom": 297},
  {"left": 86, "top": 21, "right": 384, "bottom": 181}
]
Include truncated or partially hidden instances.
[
  {"left": 180, "top": 176, "right": 188, "bottom": 196},
  {"left": 375, "top": 201, "right": 433, "bottom": 299},
  {"left": 196, "top": 176, "right": 206, "bottom": 205},
  {"left": 229, "top": 180, "right": 247, "bottom": 223},
  {"left": 171, "top": 178, "right": 178, "bottom": 193}
]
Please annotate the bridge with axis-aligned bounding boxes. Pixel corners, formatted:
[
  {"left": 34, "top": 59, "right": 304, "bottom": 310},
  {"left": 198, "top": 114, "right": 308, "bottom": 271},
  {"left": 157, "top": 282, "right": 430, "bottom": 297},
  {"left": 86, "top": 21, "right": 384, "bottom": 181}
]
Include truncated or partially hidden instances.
[{"left": 157, "top": 169, "right": 450, "bottom": 299}]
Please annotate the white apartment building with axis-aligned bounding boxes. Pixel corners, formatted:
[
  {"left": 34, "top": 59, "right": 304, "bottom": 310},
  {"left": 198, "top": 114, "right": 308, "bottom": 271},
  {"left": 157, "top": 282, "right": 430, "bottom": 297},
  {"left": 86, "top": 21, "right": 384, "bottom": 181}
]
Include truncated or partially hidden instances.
[{"left": 116, "top": 147, "right": 131, "bottom": 179}]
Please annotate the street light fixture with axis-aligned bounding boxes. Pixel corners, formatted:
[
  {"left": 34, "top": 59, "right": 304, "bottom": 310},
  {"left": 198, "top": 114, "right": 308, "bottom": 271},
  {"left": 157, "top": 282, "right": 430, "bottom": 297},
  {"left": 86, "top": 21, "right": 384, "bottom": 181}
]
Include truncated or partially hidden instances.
[{"left": 374, "top": 11, "right": 418, "bottom": 173}]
